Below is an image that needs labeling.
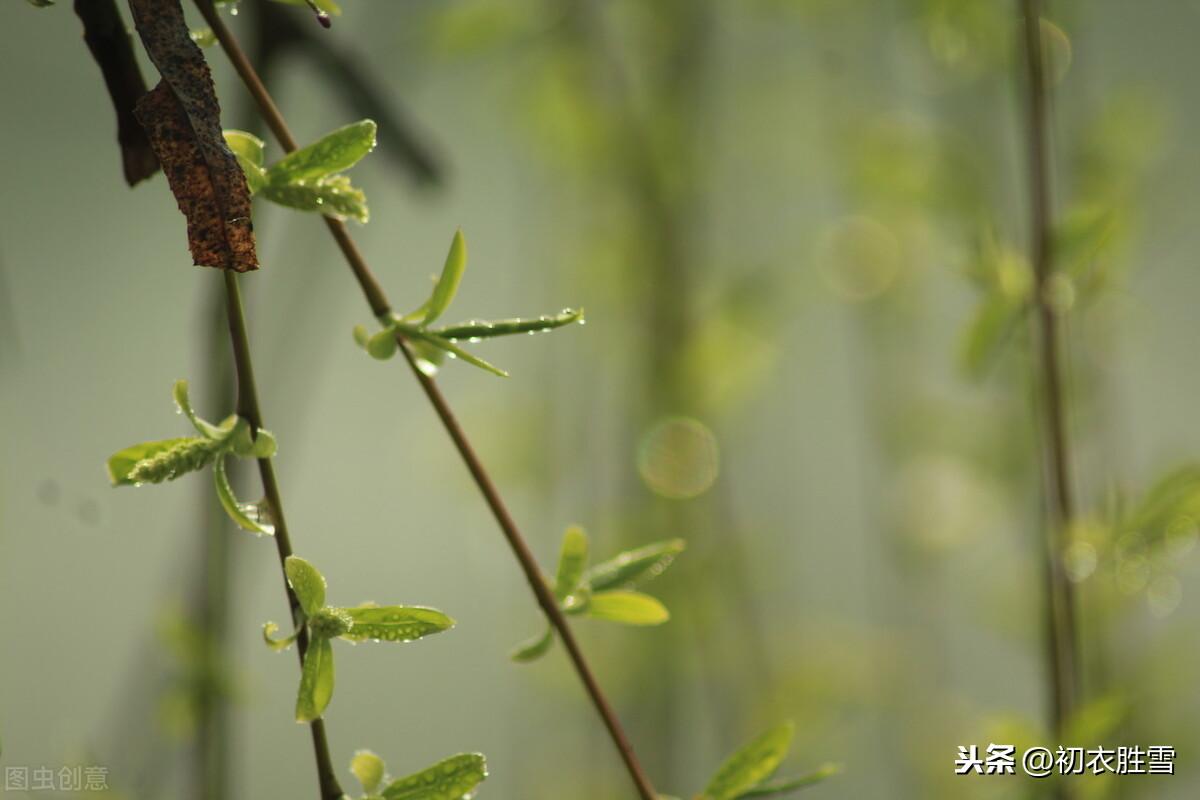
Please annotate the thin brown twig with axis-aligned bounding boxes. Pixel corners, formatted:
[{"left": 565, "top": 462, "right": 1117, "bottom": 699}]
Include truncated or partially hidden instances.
[
  {"left": 1019, "top": 0, "right": 1080, "bottom": 746},
  {"left": 195, "top": 2, "right": 659, "bottom": 797},
  {"left": 222, "top": 270, "right": 346, "bottom": 800}
]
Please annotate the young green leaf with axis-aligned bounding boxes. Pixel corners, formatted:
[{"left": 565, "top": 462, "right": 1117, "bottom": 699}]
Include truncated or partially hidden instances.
[
  {"left": 411, "top": 330, "right": 508, "bottom": 377},
  {"left": 430, "top": 308, "right": 584, "bottom": 341},
  {"left": 554, "top": 526, "right": 589, "bottom": 602},
  {"left": 418, "top": 229, "right": 467, "bottom": 326},
  {"left": 285, "top": 555, "right": 328, "bottom": 618},
  {"left": 107, "top": 437, "right": 199, "bottom": 486},
  {"left": 353, "top": 324, "right": 371, "bottom": 349},
  {"left": 351, "top": 750, "right": 387, "bottom": 795},
  {"left": 585, "top": 538, "right": 686, "bottom": 592},
  {"left": 223, "top": 130, "right": 268, "bottom": 194},
  {"left": 381, "top": 753, "right": 487, "bottom": 800},
  {"left": 261, "top": 177, "right": 369, "bottom": 224},
  {"left": 230, "top": 423, "right": 278, "bottom": 459},
  {"left": 295, "top": 637, "right": 336, "bottom": 723},
  {"left": 366, "top": 328, "right": 398, "bottom": 360},
  {"left": 586, "top": 591, "right": 670, "bottom": 626},
  {"left": 510, "top": 626, "right": 554, "bottom": 663},
  {"left": 262, "top": 621, "right": 300, "bottom": 652},
  {"left": 213, "top": 457, "right": 275, "bottom": 535},
  {"left": 266, "top": 119, "right": 376, "bottom": 185},
  {"left": 339, "top": 605, "right": 455, "bottom": 642},
  {"left": 126, "top": 437, "right": 220, "bottom": 484},
  {"left": 735, "top": 763, "right": 840, "bottom": 797},
  {"left": 703, "top": 722, "right": 796, "bottom": 800}
]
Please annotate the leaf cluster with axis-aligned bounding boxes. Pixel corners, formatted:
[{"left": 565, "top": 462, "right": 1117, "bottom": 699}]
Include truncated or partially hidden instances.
[{"left": 511, "top": 528, "right": 684, "bottom": 662}]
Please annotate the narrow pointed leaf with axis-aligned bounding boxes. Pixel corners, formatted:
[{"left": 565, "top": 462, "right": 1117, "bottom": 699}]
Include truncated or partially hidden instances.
[
  {"left": 420, "top": 229, "right": 467, "bottom": 326},
  {"left": 266, "top": 120, "right": 376, "bottom": 185},
  {"left": 284, "top": 556, "right": 327, "bottom": 618},
  {"left": 586, "top": 591, "right": 670, "bottom": 626},
  {"left": 107, "top": 437, "right": 196, "bottom": 486},
  {"left": 173, "top": 379, "right": 226, "bottom": 439},
  {"left": 213, "top": 456, "right": 275, "bottom": 535},
  {"left": 430, "top": 308, "right": 584, "bottom": 341},
  {"left": 295, "top": 637, "right": 335, "bottom": 723},
  {"left": 351, "top": 750, "right": 386, "bottom": 794},
  {"left": 381, "top": 753, "right": 487, "bottom": 800},
  {"left": 510, "top": 626, "right": 554, "bottom": 663},
  {"left": 339, "top": 605, "right": 454, "bottom": 642},
  {"left": 585, "top": 539, "right": 686, "bottom": 592},
  {"left": 704, "top": 722, "right": 796, "bottom": 800},
  {"left": 554, "top": 526, "right": 589, "bottom": 602},
  {"left": 412, "top": 331, "right": 508, "bottom": 377},
  {"left": 735, "top": 763, "right": 840, "bottom": 797}
]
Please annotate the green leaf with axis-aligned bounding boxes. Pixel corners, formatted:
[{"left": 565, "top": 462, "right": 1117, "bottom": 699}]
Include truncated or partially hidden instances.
[
  {"left": 285, "top": 556, "right": 328, "bottom": 618},
  {"left": 554, "top": 526, "right": 589, "bottom": 602},
  {"left": 411, "top": 330, "right": 508, "bottom": 378},
  {"left": 585, "top": 539, "right": 686, "bottom": 592},
  {"left": 107, "top": 437, "right": 198, "bottom": 486},
  {"left": 351, "top": 750, "right": 387, "bottom": 794},
  {"left": 213, "top": 456, "right": 275, "bottom": 535},
  {"left": 703, "top": 722, "right": 796, "bottom": 800},
  {"left": 734, "top": 763, "right": 840, "bottom": 797},
  {"left": 126, "top": 437, "right": 221, "bottom": 484},
  {"left": 419, "top": 229, "right": 467, "bottom": 326},
  {"left": 366, "top": 328, "right": 398, "bottom": 360},
  {"left": 223, "top": 130, "right": 268, "bottom": 194},
  {"left": 430, "top": 308, "right": 584, "bottom": 340},
  {"left": 190, "top": 27, "right": 216, "bottom": 48},
  {"left": 353, "top": 324, "right": 371, "bottom": 349},
  {"left": 230, "top": 424, "right": 278, "bottom": 459},
  {"left": 381, "top": 753, "right": 487, "bottom": 800},
  {"left": 339, "top": 605, "right": 455, "bottom": 642},
  {"left": 262, "top": 621, "right": 299, "bottom": 652},
  {"left": 586, "top": 591, "right": 670, "bottom": 626},
  {"left": 295, "top": 637, "right": 335, "bottom": 723},
  {"left": 266, "top": 120, "right": 376, "bottom": 185},
  {"left": 510, "top": 626, "right": 554, "bottom": 663},
  {"left": 261, "top": 176, "right": 369, "bottom": 223}
]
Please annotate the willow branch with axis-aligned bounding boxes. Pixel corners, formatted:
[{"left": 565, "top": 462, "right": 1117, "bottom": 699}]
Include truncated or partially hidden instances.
[{"left": 222, "top": 270, "right": 345, "bottom": 800}]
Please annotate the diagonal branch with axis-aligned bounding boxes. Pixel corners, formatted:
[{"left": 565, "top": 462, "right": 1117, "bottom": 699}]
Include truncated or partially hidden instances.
[{"left": 193, "top": 2, "right": 659, "bottom": 797}]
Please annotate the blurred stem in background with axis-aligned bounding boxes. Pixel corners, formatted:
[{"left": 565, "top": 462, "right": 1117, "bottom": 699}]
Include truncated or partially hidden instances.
[
  {"left": 552, "top": 0, "right": 776, "bottom": 784},
  {"left": 1019, "top": 0, "right": 1081, "bottom": 754}
]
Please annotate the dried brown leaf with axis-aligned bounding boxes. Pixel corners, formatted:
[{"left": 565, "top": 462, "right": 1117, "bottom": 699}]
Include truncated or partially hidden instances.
[
  {"left": 74, "top": 0, "right": 159, "bottom": 186},
  {"left": 128, "top": 0, "right": 257, "bottom": 271}
]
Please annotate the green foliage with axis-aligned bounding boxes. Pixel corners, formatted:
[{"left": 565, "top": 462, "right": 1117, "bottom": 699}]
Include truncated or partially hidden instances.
[
  {"left": 267, "top": 556, "right": 454, "bottom": 722},
  {"left": 695, "top": 722, "right": 837, "bottom": 800},
  {"left": 510, "top": 527, "right": 682, "bottom": 662},
  {"left": 348, "top": 750, "right": 487, "bottom": 800},
  {"left": 352, "top": 230, "right": 585, "bottom": 377},
  {"left": 224, "top": 120, "right": 375, "bottom": 223},
  {"left": 107, "top": 380, "right": 277, "bottom": 535}
]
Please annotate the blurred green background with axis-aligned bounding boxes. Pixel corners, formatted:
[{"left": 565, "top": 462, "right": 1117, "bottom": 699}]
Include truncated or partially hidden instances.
[{"left": 3, "top": 0, "right": 1200, "bottom": 797}]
